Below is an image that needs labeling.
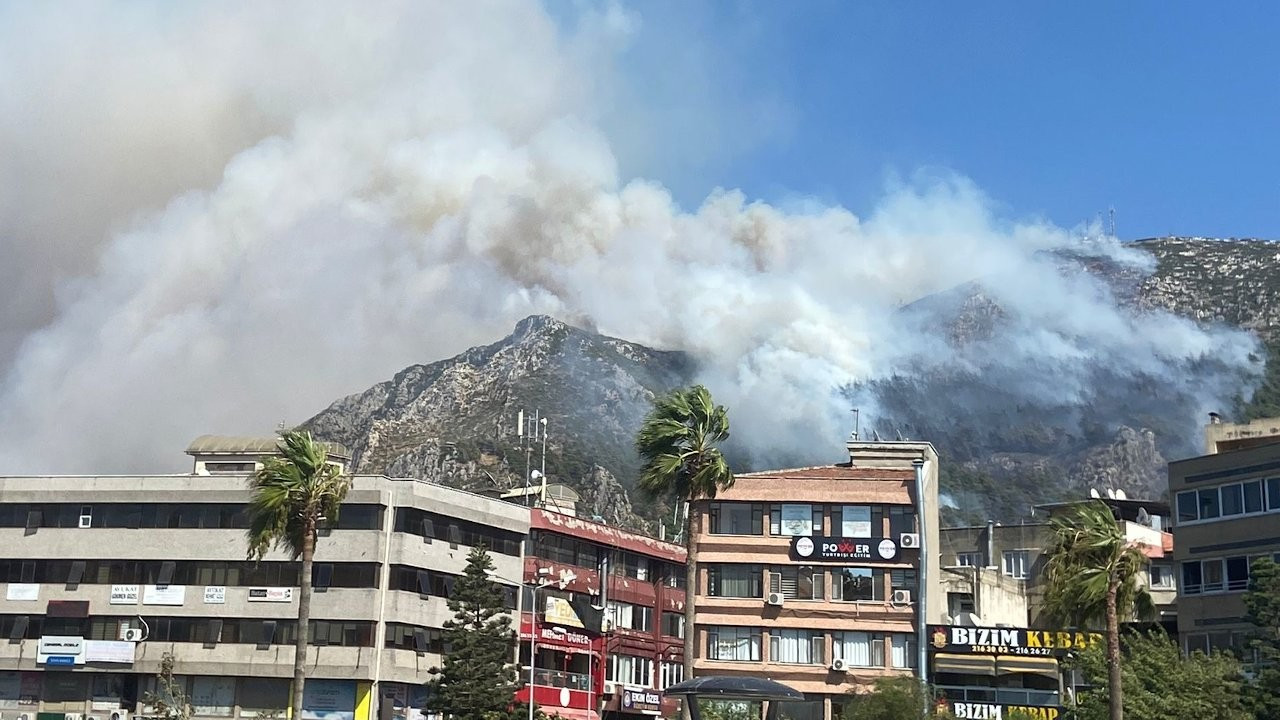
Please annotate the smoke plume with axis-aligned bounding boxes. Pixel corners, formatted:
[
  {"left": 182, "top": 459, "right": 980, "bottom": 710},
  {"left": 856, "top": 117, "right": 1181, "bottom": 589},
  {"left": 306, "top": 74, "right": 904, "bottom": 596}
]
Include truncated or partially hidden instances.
[{"left": 0, "top": 2, "right": 1259, "bottom": 473}]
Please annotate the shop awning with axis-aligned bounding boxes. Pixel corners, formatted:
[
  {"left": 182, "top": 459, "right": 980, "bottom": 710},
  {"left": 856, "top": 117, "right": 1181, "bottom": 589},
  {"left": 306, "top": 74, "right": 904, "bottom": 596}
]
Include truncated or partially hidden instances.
[
  {"left": 996, "top": 656, "right": 1060, "bottom": 679},
  {"left": 932, "top": 654, "right": 996, "bottom": 675},
  {"left": 541, "top": 708, "right": 598, "bottom": 720}
]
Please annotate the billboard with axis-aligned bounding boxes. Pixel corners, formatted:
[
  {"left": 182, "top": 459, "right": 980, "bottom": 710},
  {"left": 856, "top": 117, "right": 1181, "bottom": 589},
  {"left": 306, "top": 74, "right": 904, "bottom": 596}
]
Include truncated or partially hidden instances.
[{"left": 789, "top": 535, "right": 914, "bottom": 564}]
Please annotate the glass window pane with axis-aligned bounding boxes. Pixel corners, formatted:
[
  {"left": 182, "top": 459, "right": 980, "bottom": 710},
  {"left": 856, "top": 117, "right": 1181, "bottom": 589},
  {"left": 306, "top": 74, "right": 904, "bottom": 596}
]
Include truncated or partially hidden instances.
[
  {"left": 1198, "top": 489, "right": 1220, "bottom": 519},
  {"left": 1244, "top": 481, "right": 1264, "bottom": 513},
  {"left": 1226, "top": 557, "right": 1249, "bottom": 591},
  {"left": 1202, "top": 560, "right": 1224, "bottom": 592},
  {"left": 839, "top": 506, "right": 872, "bottom": 538},
  {"left": 1177, "top": 491, "right": 1198, "bottom": 523},
  {"left": 1221, "top": 484, "right": 1244, "bottom": 516},
  {"left": 1268, "top": 478, "right": 1280, "bottom": 511}
]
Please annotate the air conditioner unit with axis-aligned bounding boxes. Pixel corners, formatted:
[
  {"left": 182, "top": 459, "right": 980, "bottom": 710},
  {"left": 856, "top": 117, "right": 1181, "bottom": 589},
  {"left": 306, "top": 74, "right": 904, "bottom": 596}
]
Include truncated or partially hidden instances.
[
  {"left": 16, "top": 713, "right": 30, "bottom": 720},
  {"left": 765, "top": 592, "right": 785, "bottom": 607},
  {"left": 899, "top": 533, "right": 920, "bottom": 549},
  {"left": 65, "top": 714, "right": 83, "bottom": 720},
  {"left": 830, "top": 658, "right": 849, "bottom": 672},
  {"left": 603, "top": 682, "right": 617, "bottom": 696},
  {"left": 892, "top": 589, "right": 912, "bottom": 605},
  {"left": 110, "top": 710, "right": 130, "bottom": 720},
  {"left": 121, "top": 628, "right": 144, "bottom": 642}
]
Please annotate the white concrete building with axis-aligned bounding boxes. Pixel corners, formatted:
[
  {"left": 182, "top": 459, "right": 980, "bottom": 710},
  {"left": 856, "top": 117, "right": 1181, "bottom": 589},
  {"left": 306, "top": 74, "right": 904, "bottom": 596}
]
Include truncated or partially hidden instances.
[{"left": 0, "top": 437, "right": 529, "bottom": 720}]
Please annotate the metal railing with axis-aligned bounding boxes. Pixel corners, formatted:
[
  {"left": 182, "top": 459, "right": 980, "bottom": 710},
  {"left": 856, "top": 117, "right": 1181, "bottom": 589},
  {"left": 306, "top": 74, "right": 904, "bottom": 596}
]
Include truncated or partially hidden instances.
[
  {"left": 529, "top": 668, "right": 591, "bottom": 691},
  {"left": 937, "top": 686, "right": 1060, "bottom": 707}
]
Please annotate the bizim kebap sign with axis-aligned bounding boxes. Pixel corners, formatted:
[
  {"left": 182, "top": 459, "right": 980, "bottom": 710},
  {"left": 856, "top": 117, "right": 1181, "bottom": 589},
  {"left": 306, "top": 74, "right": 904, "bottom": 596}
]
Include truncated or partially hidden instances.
[{"left": 929, "top": 625, "right": 1102, "bottom": 657}]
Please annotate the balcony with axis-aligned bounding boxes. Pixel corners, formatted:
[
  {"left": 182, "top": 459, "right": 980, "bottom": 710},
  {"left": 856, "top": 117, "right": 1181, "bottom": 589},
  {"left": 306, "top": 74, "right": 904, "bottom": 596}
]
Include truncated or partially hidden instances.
[
  {"left": 530, "top": 668, "right": 592, "bottom": 691},
  {"left": 937, "top": 686, "right": 1060, "bottom": 707}
]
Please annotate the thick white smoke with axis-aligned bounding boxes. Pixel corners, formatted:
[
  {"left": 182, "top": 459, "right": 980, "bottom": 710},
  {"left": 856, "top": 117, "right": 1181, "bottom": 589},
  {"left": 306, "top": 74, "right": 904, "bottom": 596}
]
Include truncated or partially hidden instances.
[{"left": 0, "top": 2, "right": 1259, "bottom": 473}]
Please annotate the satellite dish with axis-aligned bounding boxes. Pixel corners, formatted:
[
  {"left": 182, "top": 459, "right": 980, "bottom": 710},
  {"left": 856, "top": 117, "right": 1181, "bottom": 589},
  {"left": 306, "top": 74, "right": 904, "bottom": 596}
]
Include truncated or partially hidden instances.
[
  {"left": 1089, "top": 488, "right": 1101, "bottom": 499},
  {"left": 1115, "top": 489, "right": 1128, "bottom": 500},
  {"left": 1106, "top": 488, "right": 1117, "bottom": 500},
  {"left": 1137, "top": 508, "right": 1151, "bottom": 526}
]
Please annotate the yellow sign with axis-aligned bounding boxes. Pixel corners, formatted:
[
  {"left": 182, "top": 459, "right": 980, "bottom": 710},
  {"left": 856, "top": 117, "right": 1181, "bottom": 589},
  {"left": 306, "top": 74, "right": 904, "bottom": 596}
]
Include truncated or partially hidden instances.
[{"left": 543, "top": 596, "right": 583, "bottom": 629}]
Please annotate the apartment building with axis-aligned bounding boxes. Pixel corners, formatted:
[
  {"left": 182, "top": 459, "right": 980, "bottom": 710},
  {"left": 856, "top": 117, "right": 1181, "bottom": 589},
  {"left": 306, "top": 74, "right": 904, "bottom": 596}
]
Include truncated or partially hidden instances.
[
  {"left": 687, "top": 441, "right": 941, "bottom": 720},
  {"left": 0, "top": 437, "right": 529, "bottom": 720},
  {"left": 938, "top": 496, "right": 1175, "bottom": 630},
  {"left": 1170, "top": 416, "right": 1280, "bottom": 656},
  {"left": 519, "top": 507, "right": 686, "bottom": 720}
]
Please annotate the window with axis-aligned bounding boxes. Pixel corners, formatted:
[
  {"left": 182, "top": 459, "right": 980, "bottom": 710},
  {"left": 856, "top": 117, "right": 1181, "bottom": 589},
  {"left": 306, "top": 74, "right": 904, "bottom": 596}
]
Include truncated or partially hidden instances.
[
  {"left": 833, "top": 568, "right": 881, "bottom": 602},
  {"left": 891, "top": 569, "right": 916, "bottom": 596},
  {"left": 1244, "top": 480, "right": 1265, "bottom": 513},
  {"left": 770, "top": 566, "right": 823, "bottom": 600},
  {"left": 1002, "top": 551, "right": 1031, "bottom": 579},
  {"left": 1197, "top": 488, "right": 1220, "bottom": 519},
  {"left": 1226, "top": 556, "right": 1250, "bottom": 591},
  {"left": 659, "top": 662, "right": 684, "bottom": 690},
  {"left": 1221, "top": 484, "right": 1245, "bottom": 516},
  {"left": 711, "top": 563, "right": 757, "bottom": 597},
  {"left": 1202, "top": 559, "right": 1225, "bottom": 593},
  {"left": 832, "top": 631, "right": 881, "bottom": 667},
  {"left": 709, "top": 503, "right": 763, "bottom": 535},
  {"left": 1182, "top": 560, "right": 1203, "bottom": 595},
  {"left": 1270, "top": 478, "right": 1280, "bottom": 511},
  {"left": 887, "top": 506, "right": 916, "bottom": 538},
  {"left": 890, "top": 634, "right": 916, "bottom": 668},
  {"left": 955, "top": 552, "right": 981, "bottom": 567},
  {"left": 1177, "top": 491, "right": 1198, "bottom": 523},
  {"left": 769, "top": 629, "right": 823, "bottom": 664},
  {"left": 662, "top": 612, "right": 685, "bottom": 639},
  {"left": 612, "top": 552, "right": 650, "bottom": 581},
  {"left": 707, "top": 626, "right": 761, "bottom": 662},
  {"left": 393, "top": 508, "right": 522, "bottom": 556},
  {"left": 770, "top": 504, "right": 822, "bottom": 536},
  {"left": 836, "top": 505, "right": 873, "bottom": 538},
  {"left": 609, "top": 655, "right": 654, "bottom": 687},
  {"left": 385, "top": 624, "right": 444, "bottom": 653},
  {"left": 607, "top": 602, "right": 653, "bottom": 633},
  {"left": 1149, "top": 564, "right": 1174, "bottom": 589}
]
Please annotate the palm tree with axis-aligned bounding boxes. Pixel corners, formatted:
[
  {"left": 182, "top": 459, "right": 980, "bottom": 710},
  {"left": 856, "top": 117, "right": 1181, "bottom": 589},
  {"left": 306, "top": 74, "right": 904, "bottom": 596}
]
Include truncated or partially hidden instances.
[
  {"left": 245, "top": 430, "right": 351, "bottom": 720},
  {"left": 1042, "top": 500, "right": 1154, "bottom": 720},
  {"left": 635, "top": 385, "right": 734, "bottom": 686}
]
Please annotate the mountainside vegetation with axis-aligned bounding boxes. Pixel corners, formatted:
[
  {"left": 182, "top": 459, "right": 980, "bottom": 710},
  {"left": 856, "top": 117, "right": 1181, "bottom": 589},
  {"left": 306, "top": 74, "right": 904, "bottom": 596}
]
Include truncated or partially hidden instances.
[{"left": 303, "top": 237, "right": 1280, "bottom": 531}]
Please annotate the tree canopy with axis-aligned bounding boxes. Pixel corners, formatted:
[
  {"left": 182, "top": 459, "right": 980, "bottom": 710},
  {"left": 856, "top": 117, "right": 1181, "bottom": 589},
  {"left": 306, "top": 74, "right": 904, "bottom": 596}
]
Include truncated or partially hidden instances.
[{"left": 426, "top": 544, "right": 520, "bottom": 720}]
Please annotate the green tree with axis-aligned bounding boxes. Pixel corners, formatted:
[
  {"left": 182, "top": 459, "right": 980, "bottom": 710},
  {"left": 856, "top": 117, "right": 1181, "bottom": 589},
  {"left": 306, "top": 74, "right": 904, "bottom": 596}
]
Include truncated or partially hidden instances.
[
  {"left": 1243, "top": 557, "right": 1280, "bottom": 719},
  {"left": 1041, "top": 501, "right": 1153, "bottom": 720},
  {"left": 1068, "top": 630, "right": 1248, "bottom": 720},
  {"left": 840, "top": 676, "right": 951, "bottom": 720},
  {"left": 245, "top": 430, "right": 351, "bottom": 719},
  {"left": 426, "top": 544, "right": 520, "bottom": 720},
  {"left": 635, "top": 385, "right": 734, "bottom": 682}
]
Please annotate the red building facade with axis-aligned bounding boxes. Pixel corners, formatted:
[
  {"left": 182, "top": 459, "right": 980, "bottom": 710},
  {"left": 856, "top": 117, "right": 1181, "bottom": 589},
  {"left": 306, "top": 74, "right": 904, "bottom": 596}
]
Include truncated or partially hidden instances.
[{"left": 516, "top": 510, "right": 686, "bottom": 720}]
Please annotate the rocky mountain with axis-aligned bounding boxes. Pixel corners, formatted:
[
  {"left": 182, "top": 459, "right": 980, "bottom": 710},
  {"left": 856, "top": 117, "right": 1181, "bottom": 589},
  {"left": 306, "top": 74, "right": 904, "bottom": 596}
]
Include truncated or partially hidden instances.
[
  {"left": 303, "top": 237, "right": 1280, "bottom": 531},
  {"left": 301, "top": 315, "right": 694, "bottom": 533}
]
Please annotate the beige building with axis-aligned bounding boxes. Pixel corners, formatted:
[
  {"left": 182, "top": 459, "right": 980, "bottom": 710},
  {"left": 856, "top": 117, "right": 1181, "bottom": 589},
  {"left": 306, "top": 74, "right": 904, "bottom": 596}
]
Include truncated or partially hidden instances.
[
  {"left": 688, "top": 440, "right": 941, "bottom": 720},
  {"left": 1171, "top": 416, "right": 1280, "bottom": 656},
  {"left": 938, "top": 497, "right": 1176, "bottom": 631},
  {"left": 0, "top": 437, "right": 529, "bottom": 720}
]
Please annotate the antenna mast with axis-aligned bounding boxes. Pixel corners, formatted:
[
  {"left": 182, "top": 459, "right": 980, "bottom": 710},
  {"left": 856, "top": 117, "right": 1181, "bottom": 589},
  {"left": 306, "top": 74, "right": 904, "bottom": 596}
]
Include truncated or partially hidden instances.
[{"left": 1109, "top": 207, "right": 1116, "bottom": 238}]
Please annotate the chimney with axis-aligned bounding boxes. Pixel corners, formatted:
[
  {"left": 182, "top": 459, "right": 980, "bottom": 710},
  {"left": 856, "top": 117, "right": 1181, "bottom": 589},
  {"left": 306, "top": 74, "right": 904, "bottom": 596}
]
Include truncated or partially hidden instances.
[{"left": 1209, "top": 412, "right": 1222, "bottom": 425}]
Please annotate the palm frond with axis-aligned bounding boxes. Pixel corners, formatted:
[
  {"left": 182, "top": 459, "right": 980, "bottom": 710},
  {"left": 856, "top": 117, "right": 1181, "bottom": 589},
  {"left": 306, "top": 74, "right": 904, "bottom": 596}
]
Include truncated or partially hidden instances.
[{"left": 245, "top": 430, "right": 351, "bottom": 560}]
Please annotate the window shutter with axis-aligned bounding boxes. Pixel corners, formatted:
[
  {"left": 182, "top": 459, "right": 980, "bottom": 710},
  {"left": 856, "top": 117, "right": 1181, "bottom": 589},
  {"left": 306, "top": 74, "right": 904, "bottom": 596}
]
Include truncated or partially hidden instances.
[
  {"left": 66, "top": 560, "right": 86, "bottom": 590},
  {"left": 258, "top": 620, "right": 277, "bottom": 650},
  {"left": 157, "top": 561, "right": 176, "bottom": 587}
]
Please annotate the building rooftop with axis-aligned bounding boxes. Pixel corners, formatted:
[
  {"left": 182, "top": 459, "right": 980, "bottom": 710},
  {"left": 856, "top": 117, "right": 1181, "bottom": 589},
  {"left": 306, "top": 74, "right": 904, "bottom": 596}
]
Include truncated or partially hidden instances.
[{"left": 185, "top": 434, "right": 351, "bottom": 459}]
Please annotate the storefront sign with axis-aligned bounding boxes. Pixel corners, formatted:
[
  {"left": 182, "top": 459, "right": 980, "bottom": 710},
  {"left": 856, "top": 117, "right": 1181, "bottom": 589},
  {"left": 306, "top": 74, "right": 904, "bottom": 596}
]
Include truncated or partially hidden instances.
[
  {"left": 621, "top": 690, "right": 662, "bottom": 713},
  {"left": 84, "top": 640, "right": 136, "bottom": 664},
  {"left": 37, "top": 635, "right": 85, "bottom": 665},
  {"left": 110, "top": 585, "right": 139, "bottom": 604},
  {"left": 203, "top": 586, "right": 226, "bottom": 604},
  {"left": 248, "top": 587, "right": 294, "bottom": 603},
  {"left": 789, "top": 535, "right": 910, "bottom": 563},
  {"left": 301, "top": 679, "right": 355, "bottom": 720},
  {"left": 5, "top": 584, "right": 38, "bottom": 601},
  {"left": 945, "top": 701, "right": 1060, "bottom": 719},
  {"left": 543, "top": 596, "right": 584, "bottom": 629},
  {"left": 143, "top": 585, "right": 186, "bottom": 605},
  {"left": 539, "top": 625, "right": 592, "bottom": 648},
  {"left": 929, "top": 626, "right": 1102, "bottom": 657}
]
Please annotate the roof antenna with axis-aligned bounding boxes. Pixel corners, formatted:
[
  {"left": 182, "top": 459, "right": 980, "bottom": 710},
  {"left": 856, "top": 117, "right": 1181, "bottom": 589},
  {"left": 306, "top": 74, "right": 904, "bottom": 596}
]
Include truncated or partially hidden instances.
[
  {"left": 872, "top": 429, "right": 882, "bottom": 442},
  {"left": 1109, "top": 207, "right": 1117, "bottom": 238}
]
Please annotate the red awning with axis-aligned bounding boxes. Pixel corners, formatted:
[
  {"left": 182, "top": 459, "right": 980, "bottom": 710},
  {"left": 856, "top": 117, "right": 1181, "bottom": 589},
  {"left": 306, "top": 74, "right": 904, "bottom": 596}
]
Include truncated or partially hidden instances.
[{"left": 539, "top": 708, "right": 598, "bottom": 720}]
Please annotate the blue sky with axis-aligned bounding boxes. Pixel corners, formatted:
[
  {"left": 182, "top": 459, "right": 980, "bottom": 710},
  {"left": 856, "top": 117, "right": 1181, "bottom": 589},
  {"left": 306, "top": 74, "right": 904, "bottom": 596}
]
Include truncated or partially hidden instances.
[{"left": 606, "top": 2, "right": 1280, "bottom": 240}]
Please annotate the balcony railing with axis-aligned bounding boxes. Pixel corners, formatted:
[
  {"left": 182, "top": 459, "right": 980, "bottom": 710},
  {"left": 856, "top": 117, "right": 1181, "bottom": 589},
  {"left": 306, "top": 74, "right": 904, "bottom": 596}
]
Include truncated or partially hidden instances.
[
  {"left": 937, "top": 686, "right": 1060, "bottom": 707},
  {"left": 528, "top": 668, "right": 591, "bottom": 691}
]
